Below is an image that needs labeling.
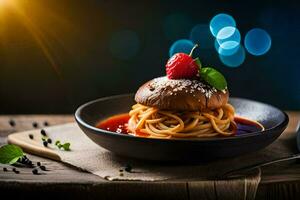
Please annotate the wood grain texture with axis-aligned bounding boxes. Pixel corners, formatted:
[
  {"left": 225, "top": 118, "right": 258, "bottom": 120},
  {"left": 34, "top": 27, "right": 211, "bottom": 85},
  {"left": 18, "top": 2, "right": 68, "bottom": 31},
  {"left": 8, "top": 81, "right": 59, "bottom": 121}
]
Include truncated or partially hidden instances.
[
  {"left": 0, "top": 113, "right": 300, "bottom": 199},
  {"left": 7, "top": 129, "right": 62, "bottom": 161},
  {"left": 0, "top": 115, "right": 73, "bottom": 136}
]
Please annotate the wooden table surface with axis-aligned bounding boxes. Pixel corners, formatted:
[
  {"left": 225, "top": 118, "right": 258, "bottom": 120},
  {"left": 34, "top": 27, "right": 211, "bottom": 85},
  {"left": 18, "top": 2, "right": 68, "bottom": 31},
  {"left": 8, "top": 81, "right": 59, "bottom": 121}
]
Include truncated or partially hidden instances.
[{"left": 0, "top": 113, "right": 300, "bottom": 199}]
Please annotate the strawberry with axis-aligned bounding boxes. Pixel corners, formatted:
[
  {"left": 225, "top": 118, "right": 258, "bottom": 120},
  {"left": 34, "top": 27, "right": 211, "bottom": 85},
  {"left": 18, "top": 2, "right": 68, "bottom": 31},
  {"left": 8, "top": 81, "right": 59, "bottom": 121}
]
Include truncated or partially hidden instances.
[{"left": 166, "top": 44, "right": 200, "bottom": 79}]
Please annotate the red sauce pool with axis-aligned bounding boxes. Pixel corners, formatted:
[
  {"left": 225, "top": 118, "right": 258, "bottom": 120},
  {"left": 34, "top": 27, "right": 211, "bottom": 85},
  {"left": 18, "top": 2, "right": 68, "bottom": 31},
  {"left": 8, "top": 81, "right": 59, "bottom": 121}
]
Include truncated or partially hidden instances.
[
  {"left": 96, "top": 114, "right": 264, "bottom": 136},
  {"left": 96, "top": 114, "right": 130, "bottom": 134}
]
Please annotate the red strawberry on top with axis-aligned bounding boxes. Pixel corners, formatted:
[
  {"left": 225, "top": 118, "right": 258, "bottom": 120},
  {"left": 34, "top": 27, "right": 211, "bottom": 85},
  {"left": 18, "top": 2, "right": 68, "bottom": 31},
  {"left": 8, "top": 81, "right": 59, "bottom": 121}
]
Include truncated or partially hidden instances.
[{"left": 166, "top": 44, "right": 199, "bottom": 79}]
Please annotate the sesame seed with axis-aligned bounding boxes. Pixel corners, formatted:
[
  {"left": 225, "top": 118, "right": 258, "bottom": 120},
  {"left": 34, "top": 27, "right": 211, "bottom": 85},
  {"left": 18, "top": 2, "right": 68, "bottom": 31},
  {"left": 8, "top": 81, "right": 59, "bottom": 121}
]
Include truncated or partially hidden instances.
[{"left": 148, "top": 77, "right": 218, "bottom": 99}]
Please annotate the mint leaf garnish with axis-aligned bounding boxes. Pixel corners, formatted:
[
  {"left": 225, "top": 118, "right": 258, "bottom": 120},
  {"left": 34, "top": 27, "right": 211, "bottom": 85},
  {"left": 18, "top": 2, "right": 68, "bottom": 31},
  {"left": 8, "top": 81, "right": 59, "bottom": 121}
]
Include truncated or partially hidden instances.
[
  {"left": 62, "top": 143, "right": 70, "bottom": 151},
  {"left": 55, "top": 140, "right": 71, "bottom": 151},
  {"left": 200, "top": 67, "right": 227, "bottom": 90},
  {"left": 0, "top": 144, "right": 24, "bottom": 164}
]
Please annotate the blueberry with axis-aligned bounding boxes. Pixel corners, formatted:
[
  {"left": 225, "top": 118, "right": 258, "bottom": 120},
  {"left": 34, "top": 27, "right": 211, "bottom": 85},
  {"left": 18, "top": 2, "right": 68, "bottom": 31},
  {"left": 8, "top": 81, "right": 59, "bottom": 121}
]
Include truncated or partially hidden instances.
[
  {"left": 43, "top": 141, "right": 48, "bottom": 147},
  {"left": 40, "top": 129, "right": 47, "bottom": 136},
  {"left": 32, "top": 168, "right": 38, "bottom": 175}
]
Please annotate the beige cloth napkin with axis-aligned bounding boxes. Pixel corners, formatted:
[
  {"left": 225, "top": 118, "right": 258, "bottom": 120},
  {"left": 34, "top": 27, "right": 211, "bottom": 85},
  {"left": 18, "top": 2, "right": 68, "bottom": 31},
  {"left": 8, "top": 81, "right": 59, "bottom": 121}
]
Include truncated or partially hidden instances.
[{"left": 35, "top": 123, "right": 296, "bottom": 199}]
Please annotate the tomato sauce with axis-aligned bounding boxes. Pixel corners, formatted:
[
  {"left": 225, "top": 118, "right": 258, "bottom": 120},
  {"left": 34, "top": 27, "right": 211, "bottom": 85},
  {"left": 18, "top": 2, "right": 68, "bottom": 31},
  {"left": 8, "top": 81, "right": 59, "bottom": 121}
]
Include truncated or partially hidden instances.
[
  {"left": 96, "top": 114, "right": 264, "bottom": 136},
  {"left": 234, "top": 116, "right": 264, "bottom": 135},
  {"left": 96, "top": 114, "right": 130, "bottom": 134}
]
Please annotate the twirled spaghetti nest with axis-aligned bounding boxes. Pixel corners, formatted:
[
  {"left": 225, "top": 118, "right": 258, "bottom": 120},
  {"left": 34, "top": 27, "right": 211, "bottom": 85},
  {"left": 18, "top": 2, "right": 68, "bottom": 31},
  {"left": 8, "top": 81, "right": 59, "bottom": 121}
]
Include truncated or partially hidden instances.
[{"left": 128, "top": 103, "right": 237, "bottom": 139}]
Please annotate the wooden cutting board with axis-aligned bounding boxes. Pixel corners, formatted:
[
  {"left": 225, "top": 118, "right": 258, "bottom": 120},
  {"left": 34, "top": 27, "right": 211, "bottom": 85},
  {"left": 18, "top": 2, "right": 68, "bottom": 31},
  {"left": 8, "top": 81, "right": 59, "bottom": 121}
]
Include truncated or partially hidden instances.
[{"left": 6, "top": 125, "right": 74, "bottom": 161}]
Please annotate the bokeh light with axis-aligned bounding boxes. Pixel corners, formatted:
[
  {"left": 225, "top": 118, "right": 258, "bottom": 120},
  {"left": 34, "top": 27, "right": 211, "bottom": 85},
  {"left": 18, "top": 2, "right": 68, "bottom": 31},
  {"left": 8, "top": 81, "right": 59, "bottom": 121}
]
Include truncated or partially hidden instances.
[
  {"left": 219, "top": 45, "right": 246, "bottom": 67},
  {"left": 189, "top": 24, "right": 214, "bottom": 49},
  {"left": 109, "top": 30, "right": 140, "bottom": 60},
  {"left": 209, "top": 13, "right": 236, "bottom": 37},
  {"left": 215, "top": 40, "right": 240, "bottom": 56},
  {"left": 216, "top": 26, "right": 241, "bottom": 45},
  {"left": 169, "top": 39, "right": 194, "bottom": 57},
  {"left": 244, "top": 28, "right": 271, "bottom": 56}
]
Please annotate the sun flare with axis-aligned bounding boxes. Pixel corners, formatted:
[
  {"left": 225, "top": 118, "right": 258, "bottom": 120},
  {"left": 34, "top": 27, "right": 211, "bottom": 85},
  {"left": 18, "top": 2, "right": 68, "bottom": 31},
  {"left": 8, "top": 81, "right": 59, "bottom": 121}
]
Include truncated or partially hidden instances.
[{"left": 0, "top": 0, "right": 75, "bottom": 80}]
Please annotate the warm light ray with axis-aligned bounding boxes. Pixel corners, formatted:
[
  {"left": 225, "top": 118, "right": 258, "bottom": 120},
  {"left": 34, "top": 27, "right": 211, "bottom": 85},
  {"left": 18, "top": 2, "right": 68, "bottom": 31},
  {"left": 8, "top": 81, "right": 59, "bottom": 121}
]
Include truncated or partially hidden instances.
[
  {"left": 3, "top": 0, "right": 63, "bottom": 79},
  {"left": 0, "top": 0, "right": 7, "bottom": 5}
]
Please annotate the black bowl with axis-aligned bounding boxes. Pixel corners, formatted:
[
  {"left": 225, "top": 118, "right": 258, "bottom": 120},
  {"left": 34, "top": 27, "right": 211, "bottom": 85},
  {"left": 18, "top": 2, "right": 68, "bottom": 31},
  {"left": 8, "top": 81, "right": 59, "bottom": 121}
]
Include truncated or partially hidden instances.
[{"left": 75, "top": 94, "right": 289, "bottom": 161}]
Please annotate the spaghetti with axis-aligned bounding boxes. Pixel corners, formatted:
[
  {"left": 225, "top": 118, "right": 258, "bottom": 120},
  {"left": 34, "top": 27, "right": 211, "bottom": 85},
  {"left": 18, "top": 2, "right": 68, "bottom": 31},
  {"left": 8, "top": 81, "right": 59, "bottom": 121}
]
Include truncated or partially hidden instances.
[{"left": 128, "top": 103, "right": 241, "bottom": 139}]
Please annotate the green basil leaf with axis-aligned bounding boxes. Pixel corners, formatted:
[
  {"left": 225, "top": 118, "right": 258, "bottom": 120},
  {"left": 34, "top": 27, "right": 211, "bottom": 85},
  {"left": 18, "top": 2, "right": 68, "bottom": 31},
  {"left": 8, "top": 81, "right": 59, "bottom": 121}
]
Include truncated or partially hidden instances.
[
  {"left": 0, "top": 144, "right": 24, "bottom": 164},
  {"left": 200, "top": 67, "right": 227, "bottom": 90},
  {"left": 194, "top": 57, "right": 202, "bottom": 69},
  {"left": 62, "top": 143, "right": 70, "bottom": 151}
]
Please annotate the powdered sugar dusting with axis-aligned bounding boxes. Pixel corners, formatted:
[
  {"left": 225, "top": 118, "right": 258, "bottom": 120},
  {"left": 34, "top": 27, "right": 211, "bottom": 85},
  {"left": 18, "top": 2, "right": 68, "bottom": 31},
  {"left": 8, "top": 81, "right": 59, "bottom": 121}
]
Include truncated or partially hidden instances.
[{"left": 149, "top": 76, "right": 218, "bottom": 98}]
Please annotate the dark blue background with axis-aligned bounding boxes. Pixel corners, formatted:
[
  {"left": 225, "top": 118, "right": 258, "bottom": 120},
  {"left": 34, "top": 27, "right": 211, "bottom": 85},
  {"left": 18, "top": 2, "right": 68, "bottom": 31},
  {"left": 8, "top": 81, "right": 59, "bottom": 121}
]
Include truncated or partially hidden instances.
[{"left": 0, "top": 0, "right": 299, "bottom": 113}]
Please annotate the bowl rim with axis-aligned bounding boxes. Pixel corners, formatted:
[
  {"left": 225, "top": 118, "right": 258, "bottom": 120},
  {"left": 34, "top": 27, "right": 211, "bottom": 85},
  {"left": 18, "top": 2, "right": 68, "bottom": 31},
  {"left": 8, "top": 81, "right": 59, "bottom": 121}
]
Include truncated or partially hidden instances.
[{"left": 75, "top": 93, "right": 289, "bottom": 142}]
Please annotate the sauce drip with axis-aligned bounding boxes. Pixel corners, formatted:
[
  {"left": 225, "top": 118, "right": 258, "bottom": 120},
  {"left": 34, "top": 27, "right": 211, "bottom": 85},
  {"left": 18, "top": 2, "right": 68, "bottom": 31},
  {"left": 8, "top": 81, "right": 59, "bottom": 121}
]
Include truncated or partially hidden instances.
[
  {"left": 96, "top": 114, "right": 264, "bottom": 136},
  {"left": 234, "top": 116, "right": 263, "bottom": 135}
]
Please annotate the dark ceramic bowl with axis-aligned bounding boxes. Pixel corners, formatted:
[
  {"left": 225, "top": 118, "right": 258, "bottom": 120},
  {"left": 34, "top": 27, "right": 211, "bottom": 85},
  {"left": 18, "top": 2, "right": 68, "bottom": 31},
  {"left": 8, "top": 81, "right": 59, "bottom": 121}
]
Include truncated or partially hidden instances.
[{"left": 75, "top": 94, "right": 289, "bottom": 161}]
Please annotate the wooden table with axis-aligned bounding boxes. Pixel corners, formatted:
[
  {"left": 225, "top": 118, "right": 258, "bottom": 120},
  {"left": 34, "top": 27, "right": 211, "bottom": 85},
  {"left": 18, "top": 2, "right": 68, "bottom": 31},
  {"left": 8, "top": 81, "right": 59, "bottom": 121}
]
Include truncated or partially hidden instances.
[{"left": 0, "top": 114, "right": 300, "bottom": 199}]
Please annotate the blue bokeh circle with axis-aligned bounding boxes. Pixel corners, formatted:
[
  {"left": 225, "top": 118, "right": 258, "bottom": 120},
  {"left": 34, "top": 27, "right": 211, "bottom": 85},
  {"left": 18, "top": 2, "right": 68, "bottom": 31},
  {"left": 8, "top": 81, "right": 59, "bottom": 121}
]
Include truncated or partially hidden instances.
[
  {"left": 244, "top": 28, "right": 271, "bottom": 56},
  {"left": 219, "top": 45, "right": 246, "bottom": 67},
  {"left": 216, "top": 26, "right": 241, "bottom": 45},
  {"left": 169, "top": 39, "right": 195, "bottom": 57},
  {"left": 189, "top": 24, "right": 214, "bottom": 49},
  {"left": 210, "top": 13, "right": 236, "bottom": 37},
  {"left": 215, "top": 39, "right": 240, "bottom": 56}
]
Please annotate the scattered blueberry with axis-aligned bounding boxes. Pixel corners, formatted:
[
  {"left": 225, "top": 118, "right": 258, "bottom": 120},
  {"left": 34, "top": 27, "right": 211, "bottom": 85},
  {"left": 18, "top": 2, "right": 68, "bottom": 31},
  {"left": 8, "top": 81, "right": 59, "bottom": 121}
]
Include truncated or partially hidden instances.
[
  {"left": 9, "top": 119, "right": 16, "bottom": 127},
  {"left": 29, "top": 134, "right": 34, "bottom": 139},
  {"left": 43, "top": 141, "right": 48, "bottom": 147},
  {"left": 47, "top": 138, "right": 52, "bottom": 144},
  {"left": 12, "top": 168, "right": 20, "bottom": 174},
  {"left": 40, "top": 166, "right": 46, "bottom": 171},
  {"left": 125, "top": 164, "right": 132, "bottom": 172},
  {"left": 32, "top": 122, "right": 38, "bottom": 128},
  {"left": 32, "top": 168, "right": 38, "bottom": 175},
  {"left": 40, "top": 129, "right": 47, "bottom": 136}
]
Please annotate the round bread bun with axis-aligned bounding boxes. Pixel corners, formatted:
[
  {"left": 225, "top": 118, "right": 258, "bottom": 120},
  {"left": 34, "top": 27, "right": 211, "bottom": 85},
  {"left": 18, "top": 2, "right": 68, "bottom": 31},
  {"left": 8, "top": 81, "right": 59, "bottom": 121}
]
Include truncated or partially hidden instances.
[{"left": 135, "top": 76, "right": 229, "bottom": 111}]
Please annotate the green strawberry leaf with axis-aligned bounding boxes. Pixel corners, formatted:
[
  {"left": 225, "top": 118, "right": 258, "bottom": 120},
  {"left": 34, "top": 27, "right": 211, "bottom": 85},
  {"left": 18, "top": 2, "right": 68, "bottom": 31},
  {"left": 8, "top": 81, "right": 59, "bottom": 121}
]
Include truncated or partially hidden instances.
[
  {"left": 200, "top": 67, "right": 227, "bottom": 90},
  {"left": 194, "top": 57, "right": 202, "bottom": 69},
  {"left": 0, "top": 144, "right": 24, "bottom": 164}
]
